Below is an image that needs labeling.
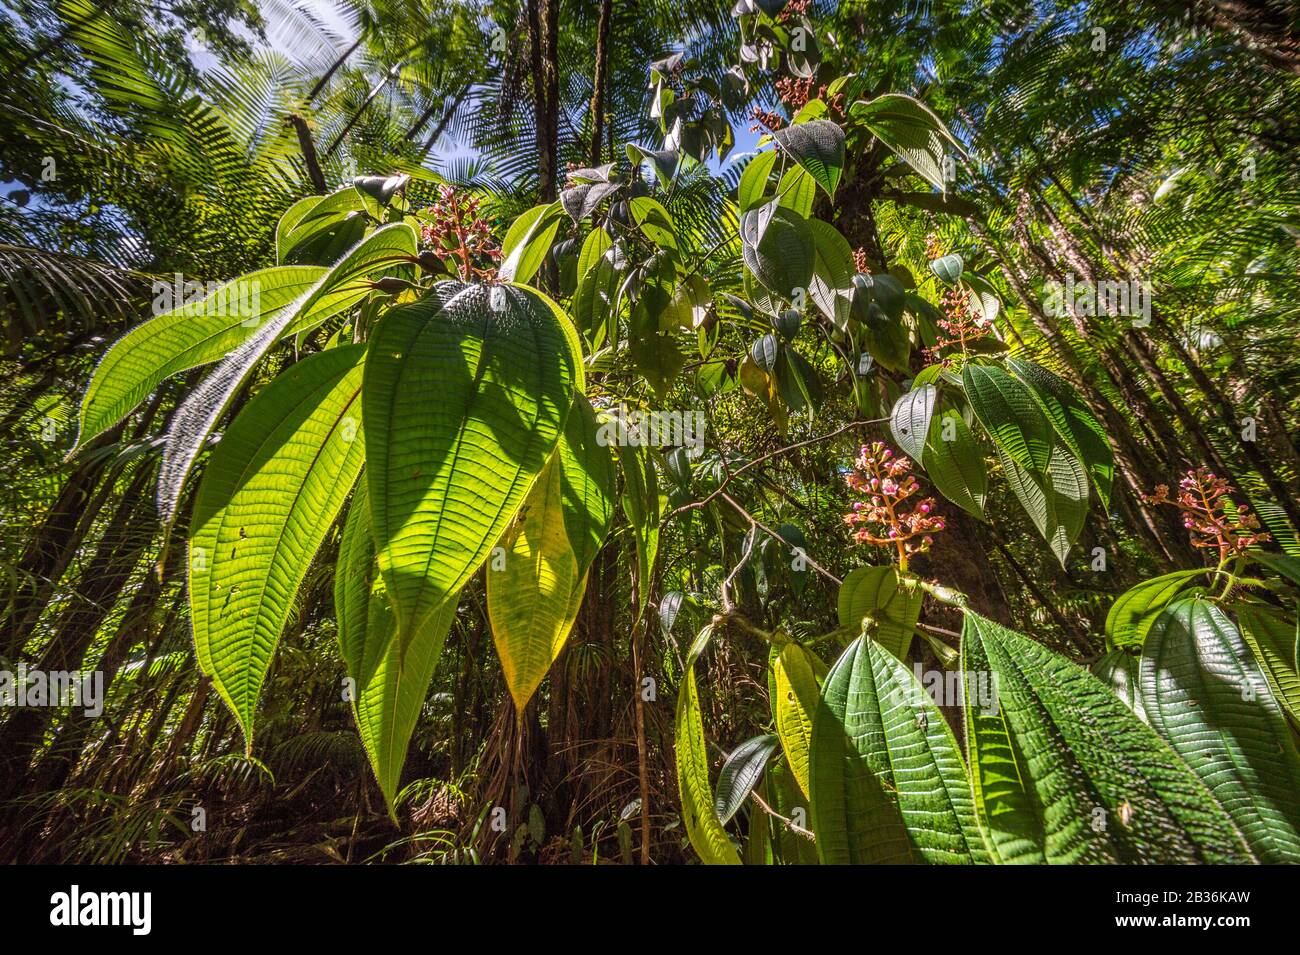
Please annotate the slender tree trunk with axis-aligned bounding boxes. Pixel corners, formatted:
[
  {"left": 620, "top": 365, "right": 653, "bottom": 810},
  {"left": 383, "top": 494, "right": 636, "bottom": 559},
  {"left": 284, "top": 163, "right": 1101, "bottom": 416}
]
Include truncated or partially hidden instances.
[{"left": 588, "top": 0, "right": 613, "bottom": 167}]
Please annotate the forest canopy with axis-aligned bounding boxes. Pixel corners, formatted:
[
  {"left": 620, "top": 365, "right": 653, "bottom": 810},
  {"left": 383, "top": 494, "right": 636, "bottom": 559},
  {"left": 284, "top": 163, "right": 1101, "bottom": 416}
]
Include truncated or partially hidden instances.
[{"left": 1, "top": 0, "right": 1299, "bottom": 867}]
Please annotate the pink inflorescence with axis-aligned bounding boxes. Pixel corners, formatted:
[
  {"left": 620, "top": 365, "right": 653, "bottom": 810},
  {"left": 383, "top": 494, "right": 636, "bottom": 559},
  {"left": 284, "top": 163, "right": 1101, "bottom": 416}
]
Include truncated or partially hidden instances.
[
  {"left": 924, "top": 286, "right": 992, "bottom": 360},
  {"left": 1144, "top": 467, "right": 1269, "bottom": 560},
  {"left": 418, "top": 185, "right": 501, "bottom": 281},
  {"left": 843, "top": 441, "right": 946, "bottom": 568}
]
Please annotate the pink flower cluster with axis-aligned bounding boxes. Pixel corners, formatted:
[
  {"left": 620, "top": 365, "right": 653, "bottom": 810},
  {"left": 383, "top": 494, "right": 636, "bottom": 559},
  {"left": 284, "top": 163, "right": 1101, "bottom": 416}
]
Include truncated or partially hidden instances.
[
  {"left": 843, "top": 441, "right": 946, "bottom": 568},
  {"left": 924, "top": 287, "right": 992, "bottom": 360},
  {"left": 418, "top": 185, "right": 501, "bottom": 281},
  {"left": 749, "top": 106, "right": 785, "bottom": 133},
  {"left": 1145, "top": 468, "right": 1269, "bottom": 559}
]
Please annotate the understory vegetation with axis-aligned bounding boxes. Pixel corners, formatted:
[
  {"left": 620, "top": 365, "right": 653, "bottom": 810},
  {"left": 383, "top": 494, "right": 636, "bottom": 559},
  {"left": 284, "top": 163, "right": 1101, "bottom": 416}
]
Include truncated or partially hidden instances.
[{"left": 2, "top": 0, "right": 1300, "bottom": 864}]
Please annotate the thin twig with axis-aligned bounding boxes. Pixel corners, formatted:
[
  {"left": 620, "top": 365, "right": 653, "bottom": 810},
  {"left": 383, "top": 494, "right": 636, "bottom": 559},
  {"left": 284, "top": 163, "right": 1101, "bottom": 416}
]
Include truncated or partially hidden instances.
[{"left": 662, "top": 418, "right": 887, "bottom": 526}]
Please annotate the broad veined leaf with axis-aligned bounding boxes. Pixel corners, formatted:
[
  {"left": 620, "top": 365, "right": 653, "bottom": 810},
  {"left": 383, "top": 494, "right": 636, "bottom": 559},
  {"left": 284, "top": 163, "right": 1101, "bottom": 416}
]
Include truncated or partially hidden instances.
[
  {"left": 850, "top": 93, "right": 963, "bottom": 193},
  {"left": 1007, "top": 358, "right": 1114, "bottom": 509},
  {"left": 625, "top": 143, "right": 679, "bottom": 188},
  {"left": 808, "top": 640, "right": 915, "bottom": 864},
  {"left": 1105, "top": 568, "right": 1207, "bottom": 650},
  {"left": 771, "top": 119, "right": 845, "bottom": 197},
  {"left": 157, "top": 224, "right": 418, "bottom": 535},
  {"left": 740, "top": 202, "right": 814, "bottom": 299},
  {"left": 335, "top": 479, "right": 386, "bottom": 690},
  {"left": 629, "top": 196, "right": 679, "bottom": 253},
  {"left": 769, "top": 757, "right": 819, "bottom": 865},
  {"left": 714, "top": 733, "right": 780, "bottom": 824},
  {"left": 575, "top": 228, "right": 612, "bottom": 285},
  {"left": 335, "top": 482, "right": 459, "bottom": 815},
  {"left": 574, "top": 244, "right": 622, "bottom": 343},
  {"left": 1235, "top": 601, "right": 1300, "bottom": 727},
  {"left": 806, "top": 218, "right": 855, "bottom": 331},
  {"left": 561, "top": 180, "right": 621, "bottom": 223},
  {"left": 190, "top": 345, "right": 367, "bottom": 745},
  {"left": 77, "top": 265, "right": 325, "bottom": 446},
  {"left": 1140, "top": 598, "right": 1300, "bottom": 863},
  {"left": 960, "top": 273, "right": 1001, "bottom": 325},
  {"left": 890, "top": 384, "right": 937, "bottom": 462},
  {"left": 776, "top": 164, "right": 816, "bottom": 218},
  {"left": 277, "top": 186, "right": 368, "bottom": 265},
  {"left": 675, "top": 627, "right": 742, "bottom": 865},
  {"left": 922, "top": 407, "right": 987, "bottom": 519},
  {"left": 487, "top": 396, "right": 615, "bottom": 709},
  {"left": 962, "top": 363, "right": 1054, "bottom": 473},
  {"left": 1093, "top": 650, "right": 1148, "bottom": 724},
  {"left": 736, "top": 149, "right": 777, "bottom": 213},
  {"left": 929, "top": 253, "right": 963, "bottom": 285},
  {"left": 811, "top": 637, "right": 987, "bottom": 864},
  {"left": 962, "top": 612, "right": 1252, "bottom": 863},
  {"left": 837, "top": 564, "right": 922, "bottom": 659},
  {"left": 498, "top": 202, "right": 564, "bottom": 284},
  {"left": 773, "top": 641, "right": 827, "bottom": 798},
  {"left": 365, "top": 282, "right": 578, "bottom": 650},
  {"left": 993, "top": 441, "right": 1089, "bottom": 567}
]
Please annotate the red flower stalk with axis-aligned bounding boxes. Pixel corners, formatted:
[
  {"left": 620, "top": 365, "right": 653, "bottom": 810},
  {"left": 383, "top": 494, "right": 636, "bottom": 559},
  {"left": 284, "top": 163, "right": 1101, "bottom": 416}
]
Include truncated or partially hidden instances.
[
  {"left": 777, "top": 0, "right": 811, "bottom": 21},
  {"left": 924, "top": 287, "right": 992, "bottom": 360},
  {"left": 749, "top": 106, "right": 784, "bottom": 133},
  {"left": 843, "top": 441, "right": 945, "bottom": 569},
  {"left": 852, "top": 246, "right": 870, "bottom": 274},
  {"left": 776, "top": 76, "right": 815, "bottom": 110},
  {"left": 1144, "top": 468, "right": 1269, "bottom": 562},
  {"left": 418, "top": 185, "right": 501, "bottom": 282}
]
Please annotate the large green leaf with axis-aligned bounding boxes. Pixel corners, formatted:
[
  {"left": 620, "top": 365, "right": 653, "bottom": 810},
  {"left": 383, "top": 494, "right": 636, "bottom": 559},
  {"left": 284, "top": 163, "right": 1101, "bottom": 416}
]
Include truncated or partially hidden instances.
[
  {"left": 675, "top": 627, "right": 742, "bottom": 865},
  {"left": 740, "top": 202, "right": 814, "bottom": 300},
  {"left": 189, "top": 345, "right": 367, "bottom": 745},
  {"left": 806, "top": 219, "right": 854, "bottom": 331},
  {"left": 889, "top": 384, "right": 936, "bottom": 462},
  {"left": 771, "top": 119, "right": 845, "bottom": 198},
  {"left": 365, "top": 282, "right": 577, "bottom": 650},
  {"left": 850, "top": 93, "right": 962, "bottom": 192},
  {"left": 487, "top": 396, "right": 615, "bottom": 709},
  {"left": 157, "top": 224, "right": 418, "bottom": 535},
  {"left": 1235, "top": 601, "right": 1300, "bottom": 728},
  {"left": 736, "top": 149, "right": 777, "bottom": 213},
  {"left": 962, "top": 363, "right": 1053, "bottom": 473},
  {"left": 77, "top": 265, "right": 326, "bottom": 446},
  {"left": 922, "top": 407, "right": 987, "bottom": 519},
  {"left": 810, "top": 637, "right": 986, "bottom": 864},
  {"left": 962, "top": 612, "right": 1252, "bottom": 863},
  {"left": 772, "top": 641, "right": 826, "bottom": 798},
  {"left": 1140, "top": 598, "right": 1300, "bottom": 863},
  {"left": 1092, "top": 650, "right": 1147, "bottom": 722},
  {"left": 837, "top": 565, "right": 922, "bottom": 660},
  {"left": 714, "top": 733, "right": 780, "bottom": 825},
  {"left": 1007, "top": 358, "right": 1114, "bottom": 509},
  {"left": 994, "top": 443, "right": 1088, "bottom": 567},
  {"left": 498, "top": 202, "right": 564, "bottom": 284},
  {"left": 1106, "top": 569, "right": 1207, "bottom": 650},
  {"left": 335, "top": 480, "right": 459, "bottom": 816},
  {"left": 277, "top": 186, "right": 368, "bottom": 265}
]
